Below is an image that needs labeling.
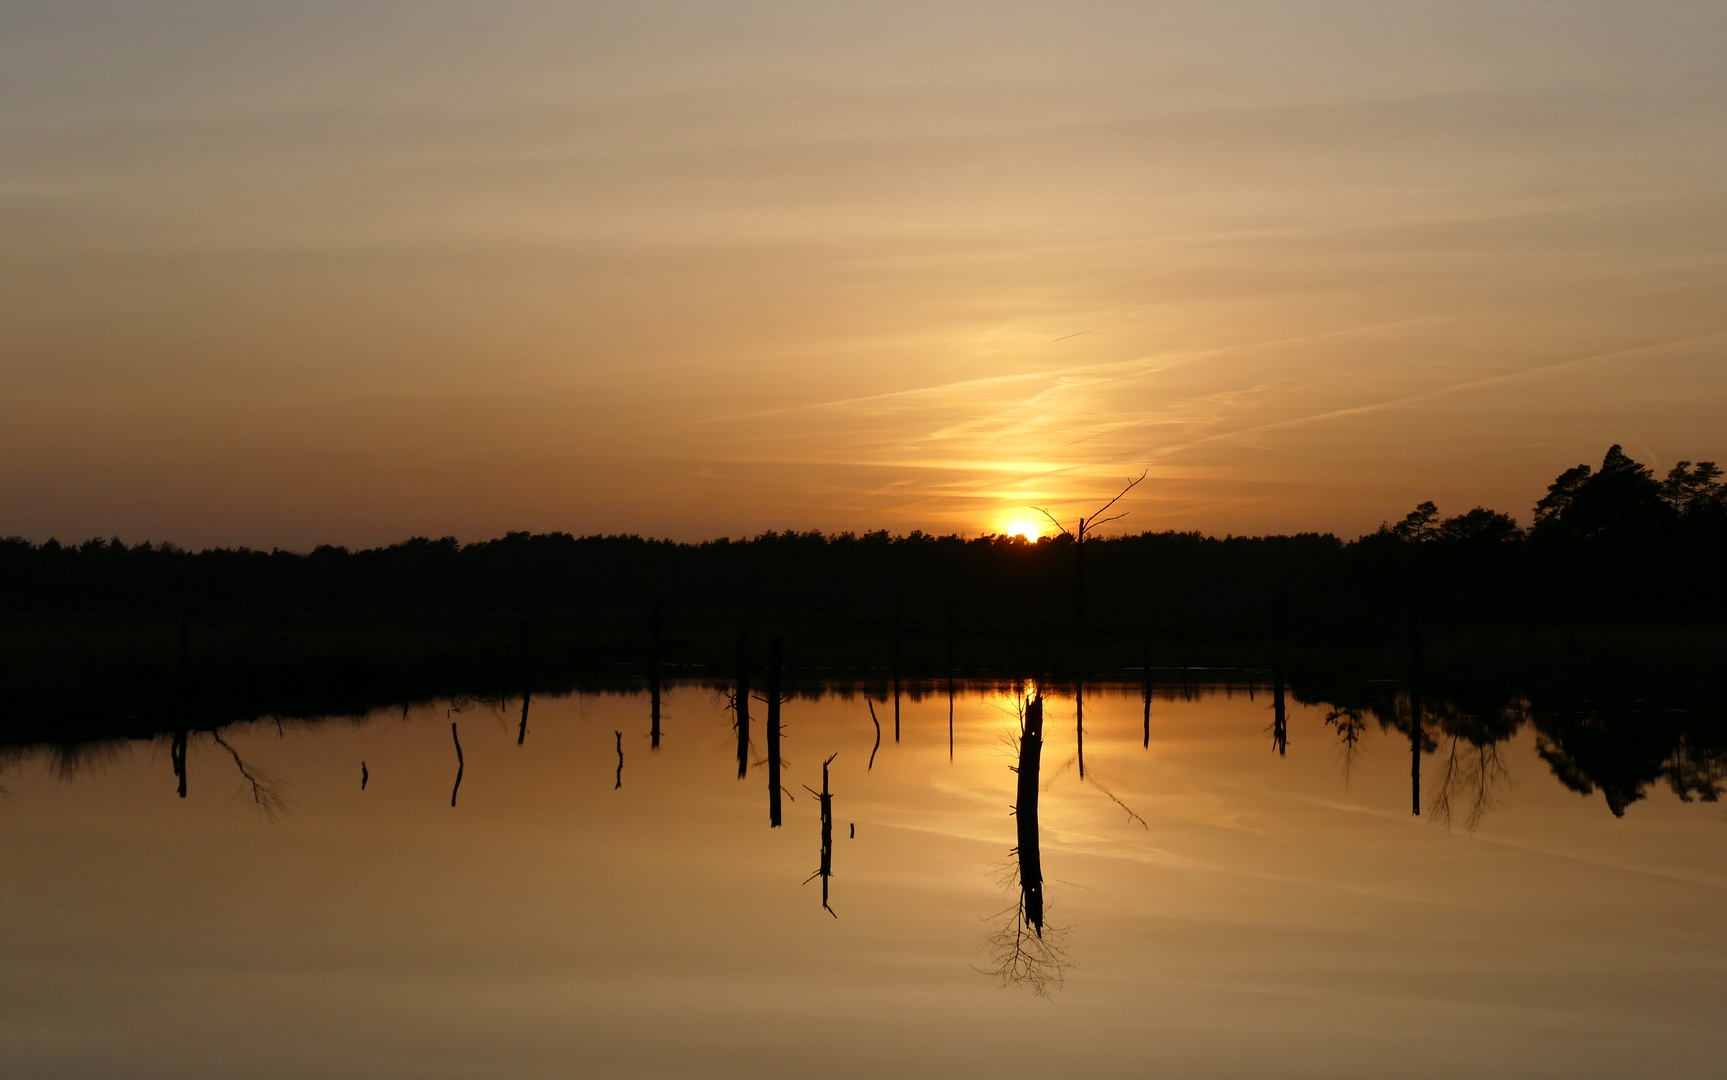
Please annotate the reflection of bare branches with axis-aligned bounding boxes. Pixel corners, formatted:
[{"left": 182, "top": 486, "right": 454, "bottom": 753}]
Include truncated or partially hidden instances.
[
  {"left": 1086, "top": 775, "right": 1148, "bottom": 830},
  {"left": 979, "top": 895, "right": 1072, "bottom": 999},
  {"left": 210, "top": 733, "right": 288, "bottom": 819},
  {"left": 1430, "top": 736, "right": 1509, "bottom": 832}
]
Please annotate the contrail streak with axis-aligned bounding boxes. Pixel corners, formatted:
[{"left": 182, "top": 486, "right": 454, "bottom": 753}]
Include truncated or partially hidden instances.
[{"left": 1139, "top": 332, "right": 1727, "bottom": 461}]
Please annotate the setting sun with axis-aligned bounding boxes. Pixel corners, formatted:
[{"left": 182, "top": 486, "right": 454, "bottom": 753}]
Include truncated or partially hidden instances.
[{"left": 1004, "top": 520, "right": 1040, "bottom": 542}]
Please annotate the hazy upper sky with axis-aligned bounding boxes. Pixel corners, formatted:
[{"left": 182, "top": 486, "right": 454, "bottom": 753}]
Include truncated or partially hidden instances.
[{"left": 4, "top": 1, "right": 1724, "bottom": 547}]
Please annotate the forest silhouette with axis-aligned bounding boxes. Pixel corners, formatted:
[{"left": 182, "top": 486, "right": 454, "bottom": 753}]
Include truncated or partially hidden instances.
[
  {"left": 4, "top": 446, "right": 1722, "bottom": 626},
  {"left": 3, "top": 446, "right": 1723, "bottom": 716}
]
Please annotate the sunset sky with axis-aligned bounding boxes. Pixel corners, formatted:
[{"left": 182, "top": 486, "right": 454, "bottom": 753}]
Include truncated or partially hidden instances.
[{"left": 4, "top": 1, "right": 1724, "bottom": 548}]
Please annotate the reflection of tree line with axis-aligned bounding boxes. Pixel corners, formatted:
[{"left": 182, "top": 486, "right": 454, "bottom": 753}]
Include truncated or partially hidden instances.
[
  {"left": 1294, "top": 671, "right": 1727, "bottom": 822},
  {"left": 9, "top": 646, "right": 1722, "bottom": 1006}
]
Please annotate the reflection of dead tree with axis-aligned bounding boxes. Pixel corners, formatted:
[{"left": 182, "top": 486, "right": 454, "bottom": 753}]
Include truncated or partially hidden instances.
[
  {"left": 865, "top": 700, "right": 882, "bottom": 770},
  {"left": 801, "top": 753, "right": 838, "bottom": 917},
  {"left": 982, "top": 891, "right": 1072, "bottom": 999},
  {"left": 210, "top": 732, "right": 288, "bottom": 818},
  {"left": 766, "top": 636, "right": 784, "bottom": 826},
  {"left": 1430, "top": 735, "right": 1509, "bottom": 831},
  {"left": 1325, "top": 706, "right": 1370, "bottom": 782},
  {"left": 614, "top": 730, "right": 624, "bottom": 790},
  {"left": 979, "top": 691, "right": 1072, "bottom": 997},
  {"left": 1034, "top": 471, "right": 1146, "bottom": 640}
]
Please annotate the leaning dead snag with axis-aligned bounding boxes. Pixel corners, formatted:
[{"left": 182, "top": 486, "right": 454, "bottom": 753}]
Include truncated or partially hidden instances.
[{"left": 802, "top": 753, "right": 838, "bottom": 917}]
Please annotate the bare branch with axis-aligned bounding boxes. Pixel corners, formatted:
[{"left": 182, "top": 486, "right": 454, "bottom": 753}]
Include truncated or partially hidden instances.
[
  {"left": 1030, "top": 507, "right": 1075, "bottom": 541},
  {"left": 1083, "top": 470, "right": 1147, "bottom": 526}
]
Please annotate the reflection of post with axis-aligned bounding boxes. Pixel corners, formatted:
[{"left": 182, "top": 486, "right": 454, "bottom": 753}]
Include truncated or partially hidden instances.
[
  {"left": 892, "top": 598, "right": 902, "bottom": 743},
  {"left": 866, "top": 699, "right": 882, "bottom": 770},
  {"left": 171, "top": 729, "right": 188, "bottom": 798},
  {"left": 735, "top": 628, "right": 750, "bottom": 780},
  {"left": 947, "top": 682, "right": 955, "bottom": 761},
  {"left": 614, "top": 730, "right": 623, "bottom": 790},
  {"left": 1272, "top": 587, "right": 1287, "bottom": 756},
  {"left": 803, "top": 753, "right": 838, "bottom": 917},
  {"left": 767, "top": 636, "right": 783, "bottom": 827},
  {"left": 1075, "top": 681, "right": 1085, "bottom": 780},
  {"left": 947, "top": 589, "right": 956, "bottom": 760},
  {"left": 1142, "top": 636, "right": 1152, "bottom": 749},
  {"left": 517, "top": 618, "right": 531, "bottom": 745},
  {"left": 450, "top": 722, "right": 464, "bottom": 808},
  {"left": 650, "top": 600, "right": 662, "bottom": 750},
  {"left": 1016, "top": 694, "right": 1045, "bottom": 935},
  {"left": 1409, "top": 608, "right": 1423, "bottom": 816}
]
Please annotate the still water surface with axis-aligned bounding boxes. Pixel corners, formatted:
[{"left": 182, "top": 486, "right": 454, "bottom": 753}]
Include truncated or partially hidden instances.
[{"left": 3, "top": 683, "right": 1724, "bottom": 1078}]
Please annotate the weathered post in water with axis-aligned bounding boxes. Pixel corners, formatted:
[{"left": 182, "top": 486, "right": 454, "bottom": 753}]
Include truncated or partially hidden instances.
[
  {"left": 735, "top": 627, "right": 750, "bottom": 780},
  {"left": 1272, "top": 586, "right": 1287, "bottom": 757},
  {"left": 767, "top": 636, "right": 784, "bottom": 827},
  {"left": 649, "top": 600, "right": 662, "bottom": 749},
  {"left": 947, "top": 587, "right": 956, "bottom": 759},
  {"left": 892, "top": 596, "right": 902, "bottom": 742},
  {"left": 1409, "top": 607, "right": 1424, "bottom": 816},
  {"left": 1075, "top": 680, "right": 1086, "bottom": 780}
]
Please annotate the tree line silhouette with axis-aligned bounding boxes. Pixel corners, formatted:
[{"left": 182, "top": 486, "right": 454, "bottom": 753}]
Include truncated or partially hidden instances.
[{"left": 3, "top": 446, "right": 1723, "bottom": 650}]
